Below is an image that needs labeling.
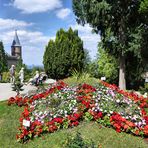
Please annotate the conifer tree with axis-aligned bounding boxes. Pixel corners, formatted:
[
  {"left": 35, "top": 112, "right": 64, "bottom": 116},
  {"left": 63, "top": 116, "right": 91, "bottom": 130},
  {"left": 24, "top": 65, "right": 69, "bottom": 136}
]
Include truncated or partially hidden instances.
[
  {"left": 43, "top": 28, "right": 85, "bottom": 79},
  {"left": 0, "top": 41, "right": 7, "bottom": 74}
]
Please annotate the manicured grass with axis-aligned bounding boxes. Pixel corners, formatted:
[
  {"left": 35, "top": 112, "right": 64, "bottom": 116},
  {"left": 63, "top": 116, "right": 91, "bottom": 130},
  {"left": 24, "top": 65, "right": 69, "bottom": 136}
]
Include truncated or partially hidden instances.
[{"left": 0, "top": 101, "right": 148, "bottom": 148}]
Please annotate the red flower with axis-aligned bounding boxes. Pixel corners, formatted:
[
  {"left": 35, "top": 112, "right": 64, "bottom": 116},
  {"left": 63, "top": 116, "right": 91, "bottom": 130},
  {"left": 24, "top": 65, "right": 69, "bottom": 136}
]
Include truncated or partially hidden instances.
[
  {"left": 19, "top": 117, "right": 23, "bottom": 123},
  {"left": 7, "top": 97, "right": 15, "bottom": 105},
  {"left": 123, "top": 124, "right": 129, "bottom": 130},
  {"left": 23, "top": 108, "right": 29, "bottom": 117},
  {"left": 144, "top": 116, "right": 148, "bottom": 124},
  {"left": 144, "top": 125, "right": 148, "bottom": 136},
  {"left": 134, "top": 129, "right": 140, "bottom": 135},
  {"left": 116, "top": 128, "right": 121, "bottom": 133},
  {"left": 72, "top": 121, "right": 79, "bottom": 126},
  {"left": 52, "top": 117, "right": 63, "bottom": 124},
  {"left": 81, "top": 100, "right": 90, "bottom": 108}
]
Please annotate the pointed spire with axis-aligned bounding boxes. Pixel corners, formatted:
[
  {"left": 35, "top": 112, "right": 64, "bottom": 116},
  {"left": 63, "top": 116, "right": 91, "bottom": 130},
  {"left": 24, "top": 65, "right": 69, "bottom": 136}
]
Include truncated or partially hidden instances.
[{"left": 12, "top": 30, "right": 21, "bottom": 47}]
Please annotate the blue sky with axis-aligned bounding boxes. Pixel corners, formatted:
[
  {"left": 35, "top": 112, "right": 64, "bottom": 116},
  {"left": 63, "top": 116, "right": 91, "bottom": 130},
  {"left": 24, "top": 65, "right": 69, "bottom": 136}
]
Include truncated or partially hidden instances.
[{"left": 0, "top": 0, "right": 100, "bottom": 66}]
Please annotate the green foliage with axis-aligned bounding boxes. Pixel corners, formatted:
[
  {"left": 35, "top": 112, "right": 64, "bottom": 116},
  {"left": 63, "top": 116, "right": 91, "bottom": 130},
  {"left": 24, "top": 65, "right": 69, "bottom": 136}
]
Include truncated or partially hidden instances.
[
  {"left": 97, "top": 116, "right": 111, "bottom": 127},
  {"left": 65, "top": 132, "right": 85, "bottom": 148},
  {"left": 1, "top": 72, "right": 9, "bottom": 82},
  {"left": 139, "top": 0, "right": 148, "bottom": 13},
  {"left": 12, "top": 76, "right": 23, "bottom": 95},
  {"left": 24, "top": 68, "right": 32, "bottom": 82},
  {"left": 71, "top": 70, "right": 91, "bottom": 83},
  {"left": 15, "top": 58, "right": 23, "bottom": 73},
  {"left": 65, "top": 132, "right": 97, "bottom": 148},
  {"left": 73, "top": 0, "right": 148, "bottom": 89},
  {"left": 86, "top": 60, "right": 99, "bottom": 78},
  {"left": 84, "top": 112, "right": 93, "bottom": 121},
  {"left": 98, "top": 45, "right": 118, "bottom": 84},
  {"left": 139, "top": 83, "right": 148, "bottom": 95},
  {"left": 64, "top": 70, "right": 99, "bottom": 86},
  {"left": 49, "top": 97, "right": 62, "bottom": 108},
  {"left": 43, "top": 28, "right": 85, "bottom": 79},
  {"left": 0, "top": 41, "right": 8, "bottom": 73},
  {"left": 64, "top": 74, "right": 99, "bottom": 87},
  {"left": 73, "top": 0, "right": 147, "bottom": 54},
  {"left": 15, "top": 59, "right": 33, "bottom": 82},
  {"left": 31, "top": 66, "right": 44, "bottom": 74}
]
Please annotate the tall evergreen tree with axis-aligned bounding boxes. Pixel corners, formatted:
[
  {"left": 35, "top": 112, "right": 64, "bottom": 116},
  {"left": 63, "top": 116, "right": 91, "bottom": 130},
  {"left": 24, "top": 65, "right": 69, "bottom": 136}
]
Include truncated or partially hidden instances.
[
  {"left": 73, "top": 0, "right": 148, "bottom": 89},
  {"left": 0, "top": 41, "right": 7, "bottom": 73},
  {"left": 43, "top": 28, "right": 85, "bottom": 79}
]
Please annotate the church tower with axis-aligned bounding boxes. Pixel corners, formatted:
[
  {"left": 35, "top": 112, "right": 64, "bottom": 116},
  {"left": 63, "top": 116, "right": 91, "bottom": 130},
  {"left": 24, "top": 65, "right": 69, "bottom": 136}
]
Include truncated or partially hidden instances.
[{"left": 11, "top": 30, "right": 22, "bottom": 58}]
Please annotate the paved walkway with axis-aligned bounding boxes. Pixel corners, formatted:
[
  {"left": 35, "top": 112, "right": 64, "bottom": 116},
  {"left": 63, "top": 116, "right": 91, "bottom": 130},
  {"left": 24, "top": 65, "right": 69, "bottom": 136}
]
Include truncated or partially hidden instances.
[{"left": 0, "top": 83, "right": 37, "bottom": 101}]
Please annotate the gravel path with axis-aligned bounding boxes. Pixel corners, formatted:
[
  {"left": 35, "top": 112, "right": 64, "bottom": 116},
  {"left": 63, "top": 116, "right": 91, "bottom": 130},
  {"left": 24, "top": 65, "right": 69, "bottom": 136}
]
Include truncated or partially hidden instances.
[{"left": 0, "top": 83, "right": 37, "bottom": 101}]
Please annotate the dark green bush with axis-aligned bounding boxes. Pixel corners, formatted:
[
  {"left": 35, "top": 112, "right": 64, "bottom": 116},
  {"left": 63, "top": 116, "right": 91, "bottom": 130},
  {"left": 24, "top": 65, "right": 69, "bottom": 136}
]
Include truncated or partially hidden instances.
[
  {"left": 139, "top": 83, "right": 148, "bottom": 95},
  {"left": 64, "top": 132, "right": 97, "bottom": 148}
]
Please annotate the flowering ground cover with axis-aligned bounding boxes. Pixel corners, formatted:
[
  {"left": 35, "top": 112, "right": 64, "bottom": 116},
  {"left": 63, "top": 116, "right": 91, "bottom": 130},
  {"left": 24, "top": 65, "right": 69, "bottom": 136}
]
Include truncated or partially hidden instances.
[{"left": 7, "top": 81, "right": 148, "bottom": 143}]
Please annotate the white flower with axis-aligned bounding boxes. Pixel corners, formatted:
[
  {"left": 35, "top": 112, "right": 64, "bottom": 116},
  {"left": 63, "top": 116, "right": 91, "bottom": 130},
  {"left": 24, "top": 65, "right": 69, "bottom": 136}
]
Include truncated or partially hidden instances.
[
  {"left": 125, "top": 116, "right": 129, "bottom": 119},
  {"left": 142, "top": 120, "right": 146, "bottom": 125},
  {"left": 110, "top": 111, "right": 113, "bottom": 114},
  {"left": 53, "top": 115, "right": 57, "bottom": 118},
  {"left": 39, "top": 111, "right": 42, "bottom": 115},
  {"left": 116, "top": 99, "right": 120, "bottom": 103},
  {"left": 133, "top": 115, "right": 137, "bottom": 119},
  {"left": 95, "top": 103, "right": 98, "bottom": 106},
  {"left": 92, "top": 107, "right": 95, "bottom": 111}
]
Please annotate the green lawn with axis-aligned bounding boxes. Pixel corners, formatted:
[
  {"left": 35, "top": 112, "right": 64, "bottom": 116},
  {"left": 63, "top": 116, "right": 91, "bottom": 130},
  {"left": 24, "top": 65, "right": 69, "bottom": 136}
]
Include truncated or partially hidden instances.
[{"left": 0, "top": 101, "right": 147, "bottom": 148}]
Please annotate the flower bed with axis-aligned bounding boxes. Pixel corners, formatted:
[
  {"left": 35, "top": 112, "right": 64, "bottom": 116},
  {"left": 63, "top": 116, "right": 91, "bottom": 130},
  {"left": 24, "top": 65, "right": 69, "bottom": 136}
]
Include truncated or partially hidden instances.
[{"left": 8, "top": 81, "right": 148, "bottom": 143}]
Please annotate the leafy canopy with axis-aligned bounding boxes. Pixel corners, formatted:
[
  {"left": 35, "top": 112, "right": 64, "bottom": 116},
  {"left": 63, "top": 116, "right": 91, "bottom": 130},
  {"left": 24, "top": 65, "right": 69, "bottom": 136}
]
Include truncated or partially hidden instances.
[
  {"left": 73, "top": 0, "right": 148, "bottom": 89},
  {"left": 73, "top": 0, "right": 147, "bottom": 55}
]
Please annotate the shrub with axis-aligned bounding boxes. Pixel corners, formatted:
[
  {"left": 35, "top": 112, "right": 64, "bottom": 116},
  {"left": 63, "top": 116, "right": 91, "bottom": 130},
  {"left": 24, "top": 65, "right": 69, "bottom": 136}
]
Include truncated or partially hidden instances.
[
  {"left": 139, "top": 83, "right": 148, "bottom": 95},
  {"left": 1, "top": 72, "right": 10, "bottom": 82},
  {"left": 43, "top": 28, "right": 85, "bottom": 79},
  {"left": 64, "top": 132, "right": 97, "bottom": 148}
]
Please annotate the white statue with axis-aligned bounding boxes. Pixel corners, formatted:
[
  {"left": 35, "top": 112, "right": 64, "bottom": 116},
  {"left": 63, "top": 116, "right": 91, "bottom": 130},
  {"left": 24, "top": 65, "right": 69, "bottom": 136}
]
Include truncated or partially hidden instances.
[
  {"left": 9, "top": 65, "right": 15, "bottom": 83},
  {"left": 28, "top": 71, "right": 40, "bottom": 85},
  {"left": 19, "top": 67, "right": 24, "bottom": 84}
]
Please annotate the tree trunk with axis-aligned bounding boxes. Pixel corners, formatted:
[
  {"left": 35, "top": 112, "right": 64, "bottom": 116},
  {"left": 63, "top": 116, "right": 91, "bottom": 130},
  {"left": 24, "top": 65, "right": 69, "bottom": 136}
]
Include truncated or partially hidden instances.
[
  {"left": 119, "top": 55, "right": 126, "bottom": 90},
  {"left": 118, "top": 15, "right": 126, "bottom": 90}
]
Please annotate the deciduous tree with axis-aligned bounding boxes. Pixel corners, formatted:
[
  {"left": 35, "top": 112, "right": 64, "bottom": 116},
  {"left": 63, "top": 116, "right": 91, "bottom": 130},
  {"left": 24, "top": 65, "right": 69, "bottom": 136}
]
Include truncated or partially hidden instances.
[{"left": 73, "top": 0, "right": 148, "bottom": 89}]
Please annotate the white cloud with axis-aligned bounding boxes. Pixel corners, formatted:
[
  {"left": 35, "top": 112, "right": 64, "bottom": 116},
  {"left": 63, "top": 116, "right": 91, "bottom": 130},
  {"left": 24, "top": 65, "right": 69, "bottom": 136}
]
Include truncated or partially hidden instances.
[
  {"left": 0, "top": 29, "right": 52, "bottom": 65},
  {"left": 12, "top": 0, "right": 62, "bottom": 14},
  {"left": 71, "top": 24, "right": 92, "bottom": 33},
  {"left": 0, "top": 17, "right": 100, "bottom": 65},
  {"left": 0, "top": 18, "right": 52, "bottom": 65},
  {"left": 56, "top": 8, "right": 71, "bottom": 19},
  {"left": 0, "top": 18, "right": 33, "bottom": 30},
  {"left": 71, "top": 24, "right": 101, "bottom": 59}
]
